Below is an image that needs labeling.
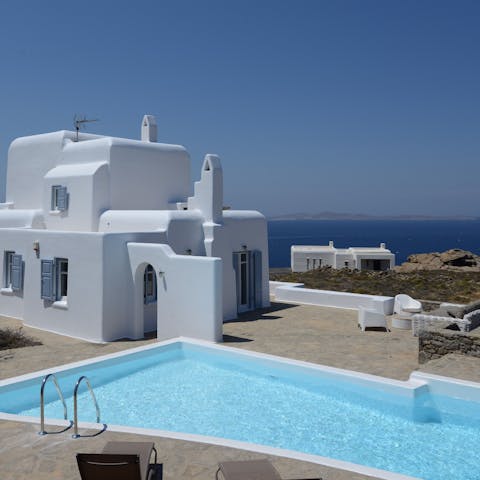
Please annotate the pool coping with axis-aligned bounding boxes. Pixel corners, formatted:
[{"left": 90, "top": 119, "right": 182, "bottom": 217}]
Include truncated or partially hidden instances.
[{"left": 2, "top": 337, "right": 480, "bottom": 480}]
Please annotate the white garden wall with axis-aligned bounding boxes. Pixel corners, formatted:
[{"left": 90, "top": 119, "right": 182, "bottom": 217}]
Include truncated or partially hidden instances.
[
  {"left": 270, "top": 281, "right": 394, "bottom": 314},
  {"left": 127, "top": 243, "right": 222, "bottom": 342}
]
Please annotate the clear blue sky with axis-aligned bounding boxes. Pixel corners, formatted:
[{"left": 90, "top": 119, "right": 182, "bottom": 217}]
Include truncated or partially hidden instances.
[{"left": 0, "top": 1, "right": 478, "bottom": 217}]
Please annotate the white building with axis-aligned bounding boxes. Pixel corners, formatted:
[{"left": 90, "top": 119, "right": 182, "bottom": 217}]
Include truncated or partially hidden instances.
[
  {"left": 0, "top": 115, "right": 269, "bottom": 343},
  {"left": 291, "top": 241, "right": 395, "bottom": 272}
]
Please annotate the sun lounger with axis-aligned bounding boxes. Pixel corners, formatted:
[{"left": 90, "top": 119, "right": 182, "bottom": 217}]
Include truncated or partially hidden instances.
[
  {"left": 77, "top": 441, "right": 159, "bottom": 480},
  {"left": 216, "top": 459, "right": 321, "bottom": 480}
]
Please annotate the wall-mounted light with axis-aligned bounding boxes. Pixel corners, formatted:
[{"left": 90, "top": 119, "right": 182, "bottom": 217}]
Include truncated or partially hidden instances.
[{"left": 158, "top": 271, "right": 165, "bottom": 277}]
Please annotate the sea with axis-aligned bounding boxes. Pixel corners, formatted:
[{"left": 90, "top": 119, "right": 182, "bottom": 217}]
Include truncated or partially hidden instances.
[{"left": 268, "top": 220, "right": 480, "bottom": 268}]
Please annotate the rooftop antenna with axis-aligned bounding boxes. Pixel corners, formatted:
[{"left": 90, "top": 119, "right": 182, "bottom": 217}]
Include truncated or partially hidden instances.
[{"left": 73, "top": 114, "right": 99, "bottom": 142}]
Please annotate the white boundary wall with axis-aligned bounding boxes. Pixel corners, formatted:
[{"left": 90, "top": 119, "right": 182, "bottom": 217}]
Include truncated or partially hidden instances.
[{"left": 270, "top": 281, "right": 394, "bottom": 315}]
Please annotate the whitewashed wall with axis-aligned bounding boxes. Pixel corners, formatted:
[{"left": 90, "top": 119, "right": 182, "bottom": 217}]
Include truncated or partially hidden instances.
[
  {"left": 127, "top": 243, "right": 223, "bottom": 342},
  {"left": 217, "top": 211, "right": 270, "bottom": 320},
  {"left": 6, "top": 131, "right": 191, "bottom": 232},
  {"left": 44, "top": 162, "right": 109, "bottom": 232},
  {"left": 0, "top": 229, "right": 105, "bottom": 340},
  {"left": 6, "top": 131, "right": 98, "bottom": 209},
  {"left": 0, "top": 230, "right": 171, "bottom": 342},
  {"left": 271, "top": 281, "right": 394, "bottom": 314}
]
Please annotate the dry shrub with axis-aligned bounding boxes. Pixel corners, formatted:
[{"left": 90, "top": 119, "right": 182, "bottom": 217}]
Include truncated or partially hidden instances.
[{"left": 0, "top": 327, "right": 41, "bottom": 350}]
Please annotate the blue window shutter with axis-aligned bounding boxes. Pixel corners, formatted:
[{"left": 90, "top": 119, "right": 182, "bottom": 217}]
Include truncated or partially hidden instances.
[
  {"left": 11, "top": 254, "right": 23, "bottom": 291},
  {"left": 232, "top": 253, "right": 239, "bottom": 273},
  {"left": 232, "top": 253, "right": 240, "bottom": 310},
  {"left": 56, "top": 186, "right": 68, "bottom": 211},
  {"left": 41, "top": 260, "right": 55, "bottom": 300},
  {"left": 253, "top": 250, "right": 263, "bottom": 308},
  {"left": 248, "top": 251, "right": 255, "bottom": 308}
]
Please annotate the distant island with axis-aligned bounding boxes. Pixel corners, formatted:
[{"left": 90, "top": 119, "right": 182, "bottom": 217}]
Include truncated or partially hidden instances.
[{"left": 268, "top": 211, "right": 479, "bottom": 221}]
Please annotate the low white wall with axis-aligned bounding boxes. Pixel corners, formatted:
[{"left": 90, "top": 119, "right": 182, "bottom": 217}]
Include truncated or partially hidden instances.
[
  {"left": 269, "top": 281, "right": 304, "bottom": 297},
  {"left": 128, "top": 243, "right": 223, "bottom": 342},
  {"left": 270, "top": 281, "right": 394, "bottom": 314}
]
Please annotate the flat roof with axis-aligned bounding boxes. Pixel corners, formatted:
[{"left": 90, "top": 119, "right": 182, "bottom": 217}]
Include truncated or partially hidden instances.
[{"left": 292, "top": 245, "right": 392, "bottom": 253}]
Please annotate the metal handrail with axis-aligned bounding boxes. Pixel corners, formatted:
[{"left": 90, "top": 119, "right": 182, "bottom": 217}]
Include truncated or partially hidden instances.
[
  {"left": 39, "top": 373, "right": 69, "bottom": 435},
  {"left": 72, "top": 375, "right": 101, "bottom": 438}
]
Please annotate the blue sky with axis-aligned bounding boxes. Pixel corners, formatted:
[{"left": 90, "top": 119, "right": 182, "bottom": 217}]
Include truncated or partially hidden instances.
[{"left": 0, "top": 1, "right": 478, "bottom": 217}]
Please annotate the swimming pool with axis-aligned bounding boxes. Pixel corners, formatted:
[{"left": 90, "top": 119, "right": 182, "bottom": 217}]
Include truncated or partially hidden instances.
[{"left": 1, "top": 339, "right": 480, "bottom": 480}]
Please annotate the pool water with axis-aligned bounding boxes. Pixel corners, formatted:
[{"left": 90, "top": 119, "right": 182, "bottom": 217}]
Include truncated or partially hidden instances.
[{"left": 3, "top": 342, "right": 480, "bottom": 480}]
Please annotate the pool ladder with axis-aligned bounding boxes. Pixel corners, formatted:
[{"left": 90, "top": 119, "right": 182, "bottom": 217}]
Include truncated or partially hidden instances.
[
  {"left": 39, "top": 374, "right": 72, "bottom": 435},
  {"left": 39, "top": 374, "right": 105, "bottom": 438}
]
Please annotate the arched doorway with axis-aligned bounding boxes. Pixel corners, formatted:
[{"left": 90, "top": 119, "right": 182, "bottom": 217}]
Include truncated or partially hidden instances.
[{"left": 143, "top": 264, "right": 157, "bottom": 334}]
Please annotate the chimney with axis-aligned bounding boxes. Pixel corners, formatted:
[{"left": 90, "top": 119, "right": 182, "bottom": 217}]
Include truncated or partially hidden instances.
[
  {"left": 141, "top": 115, "right": 157, "bottom": 142},
  {"left": 329, "top": 240, "right": 334, "bottom": 248},
  {"left": 380, "top": 242, "right": 386, "bottom": 249}
]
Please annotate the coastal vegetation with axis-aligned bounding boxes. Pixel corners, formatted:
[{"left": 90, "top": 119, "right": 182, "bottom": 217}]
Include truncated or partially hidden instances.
[{"left": 270, "top": 267, "right": 480, "bottom": 305}]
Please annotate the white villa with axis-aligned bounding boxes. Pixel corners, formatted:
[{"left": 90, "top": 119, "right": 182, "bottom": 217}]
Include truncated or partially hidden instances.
[
  {"left": 0, "top": 115, "right": 270, "bottom": 343},
  {"left": 291, "top": 241, "right": 395, "bottom": 272}
]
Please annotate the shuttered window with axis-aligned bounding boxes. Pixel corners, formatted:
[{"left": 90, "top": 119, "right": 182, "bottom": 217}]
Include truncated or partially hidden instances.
[
  {"left": 4, "top": 251, "right": 23, "bottom": 291},
  {"left": 41, "top": 260, "right": 55, "bottom": 300},
  {"left": 56, "top": 258, "right": 68, "bottom": 299},
  {"left": 41, "top": 258, "right": 68, "bottom": 301},
  {"left": 11, "top": 254, "right": 23, "bottom": 291},
  {"left": 4, "top": 251, "right": 14, "bottom": 288},
  {"left": 51, "top": 185, "right": 68, "bottom": 211}
]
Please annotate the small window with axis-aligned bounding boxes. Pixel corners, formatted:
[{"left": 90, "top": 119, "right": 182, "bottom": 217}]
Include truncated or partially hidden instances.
[
  {"left": 56, "top": 258, "right": 68, "bottom": 300},
  {"left": 51, "top": 185, "right": 68, "bottom": 212},
  {"left": 41, "top": 258, "right": 68, "bottom": 301},
  {"left": 4, "top": 251, "right": 14, "bottom": 287},
  {"left": 4, "top": 251, "right": 23, "bottom": 291},
  {"left": 144, "top": 265, "right": 157, "bottom": 304},
  {"left": 318, "top": 259, "right": 322, "bottom": 267},
  {"left": 344, "top": 261, "right": 349, "bottom": 268},
  {"left": 312, "top": 259, "right": 316, "bottom": 269},
  {"left": 306, "top": 258, "right": 310, "bottom": 270}
]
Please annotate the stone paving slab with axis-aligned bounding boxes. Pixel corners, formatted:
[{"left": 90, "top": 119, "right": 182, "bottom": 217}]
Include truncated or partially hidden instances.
[
  {"left": 0, "top": 420, "right": 376, "bottom": 480},
  {"left": 1, "top": 302, "right": 480, "bottom": 479},
  {"left": 224, "top": 302, "right": 419, "bottom": 381}
]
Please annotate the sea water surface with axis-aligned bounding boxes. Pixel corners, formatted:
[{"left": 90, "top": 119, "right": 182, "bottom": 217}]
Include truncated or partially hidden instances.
[{"left": 268, "top": 220, "right": 480, "bottom": 267}]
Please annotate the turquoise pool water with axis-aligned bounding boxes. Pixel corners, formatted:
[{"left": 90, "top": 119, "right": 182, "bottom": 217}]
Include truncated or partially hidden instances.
[{"left": 1, "top": 342, "right": 480, "bottom": 480}]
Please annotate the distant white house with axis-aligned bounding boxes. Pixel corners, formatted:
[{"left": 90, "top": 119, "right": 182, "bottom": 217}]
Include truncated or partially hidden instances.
[
  {"left": 0, "top": 115, "right": 270, "bottom": 343},
  {"left": 291, "top": 241, "right": 395, "bottom": 272}
]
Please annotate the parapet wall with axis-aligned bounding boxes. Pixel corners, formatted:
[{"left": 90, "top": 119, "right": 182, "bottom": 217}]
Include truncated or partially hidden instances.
[
  {"left": 269, "top": 281, "right": 394, "bottom": 314},
  {"left": 419, "top": 327, "right": 480, "bottom": 363}
]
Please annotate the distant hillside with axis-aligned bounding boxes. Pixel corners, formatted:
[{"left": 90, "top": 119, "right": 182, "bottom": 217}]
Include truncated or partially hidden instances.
[{"left": 268, "top": 211, "right": 479, "bottom": 221}]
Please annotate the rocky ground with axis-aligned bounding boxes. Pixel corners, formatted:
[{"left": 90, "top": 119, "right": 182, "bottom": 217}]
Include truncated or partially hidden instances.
[
  {"left": 395, "top": 248, "right": 480, "bottom": 272},
  {"left": 271, "top": 250, "right": 480, "bottom": 305}
]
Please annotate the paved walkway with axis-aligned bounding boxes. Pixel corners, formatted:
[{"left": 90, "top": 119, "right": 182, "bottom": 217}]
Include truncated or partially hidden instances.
[{"left": 1, "top": 302, "right": 479, "bottom": 479}]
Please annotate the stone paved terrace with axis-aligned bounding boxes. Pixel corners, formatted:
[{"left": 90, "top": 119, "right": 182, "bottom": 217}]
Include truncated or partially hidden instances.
[{"left": 1, "top": 302, "right": 480, "bottom": 480}]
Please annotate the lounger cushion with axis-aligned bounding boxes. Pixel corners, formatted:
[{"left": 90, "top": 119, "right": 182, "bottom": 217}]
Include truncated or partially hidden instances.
[{"left": 217, "top": 459, "right": 282, "bottom": 480}]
